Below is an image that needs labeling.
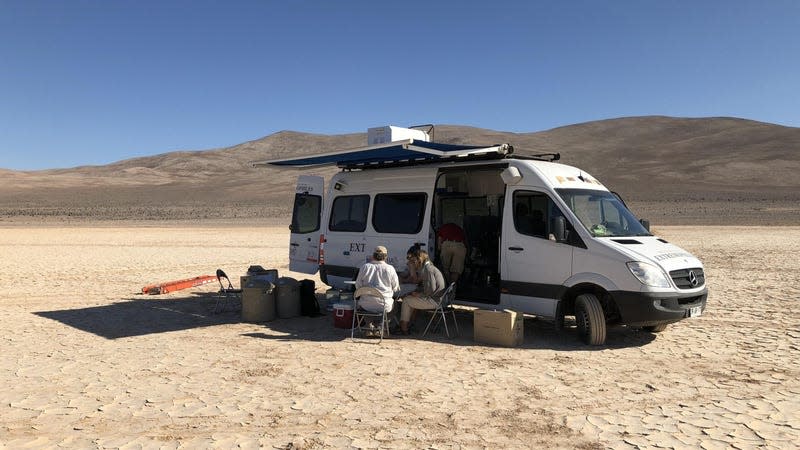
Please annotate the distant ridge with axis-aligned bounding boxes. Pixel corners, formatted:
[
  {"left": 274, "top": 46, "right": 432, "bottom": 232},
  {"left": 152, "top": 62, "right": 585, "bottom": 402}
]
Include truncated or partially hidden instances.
[{"left": 1, "top": 116, "right": 798, "bottom": 225}]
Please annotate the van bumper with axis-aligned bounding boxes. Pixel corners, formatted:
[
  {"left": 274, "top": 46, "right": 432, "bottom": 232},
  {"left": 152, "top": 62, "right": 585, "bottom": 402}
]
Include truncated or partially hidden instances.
[{"left": 610, "top": 289, "right": 708, "bottom": 327}]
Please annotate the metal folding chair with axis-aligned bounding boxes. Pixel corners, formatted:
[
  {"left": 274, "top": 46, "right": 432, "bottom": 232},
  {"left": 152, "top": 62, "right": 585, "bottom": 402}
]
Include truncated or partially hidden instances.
[
  {"left": 351, "top": 286, "right": 390, "bottom": 342},
  {"left": 214, "top": 269, "right": 242, "bottom": 313},
  {"left": 422, "top": 282, "right": 460, "bottom": 338}
]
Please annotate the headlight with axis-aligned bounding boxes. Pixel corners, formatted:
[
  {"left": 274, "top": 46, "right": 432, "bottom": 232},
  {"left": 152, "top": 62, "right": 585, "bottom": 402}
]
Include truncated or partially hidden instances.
[{"left": 627, "top": 262, "right": 672, "bottom": 288}]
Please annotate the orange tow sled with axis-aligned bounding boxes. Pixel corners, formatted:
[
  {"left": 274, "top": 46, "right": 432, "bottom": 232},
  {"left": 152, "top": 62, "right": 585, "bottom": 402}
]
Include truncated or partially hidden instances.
[{"left": 142, "top": 275, "right": 217, "bottom": 295}]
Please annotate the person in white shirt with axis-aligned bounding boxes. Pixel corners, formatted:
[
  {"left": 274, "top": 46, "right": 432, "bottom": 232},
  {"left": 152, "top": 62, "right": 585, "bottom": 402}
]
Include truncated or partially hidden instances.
[{"left": 355, "top": 245, "right": 400, "bottom": 315}]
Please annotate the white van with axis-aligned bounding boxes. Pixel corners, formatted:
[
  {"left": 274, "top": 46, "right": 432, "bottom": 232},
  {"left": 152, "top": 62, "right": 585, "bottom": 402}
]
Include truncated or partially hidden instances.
[{"left": 256, "top": 127, "right": 707, "bottom": 345}]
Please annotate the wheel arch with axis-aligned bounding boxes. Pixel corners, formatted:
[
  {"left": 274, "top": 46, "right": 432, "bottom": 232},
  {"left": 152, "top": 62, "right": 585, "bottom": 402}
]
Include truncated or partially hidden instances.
[{"left": 559, "top": 282, "right": 622, "bottom": 324}]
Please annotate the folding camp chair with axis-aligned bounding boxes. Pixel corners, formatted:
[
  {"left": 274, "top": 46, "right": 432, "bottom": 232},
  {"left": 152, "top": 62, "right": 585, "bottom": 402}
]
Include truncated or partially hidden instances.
[
  {"left": 351, "top": 286, "right": 390, "bottom": 342},
  {"left": 422, "top": 282, "right": 460, "bottom": 338},
  {"left": 214, "top": 269, "right": 242, "bottom": 313}
]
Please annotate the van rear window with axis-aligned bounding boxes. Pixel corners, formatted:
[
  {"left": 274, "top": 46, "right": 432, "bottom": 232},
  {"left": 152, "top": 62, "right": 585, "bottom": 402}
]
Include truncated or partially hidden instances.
[
  {"left": 329, "top": 195, "right": 370, "bottom": 232},
  {"left": 291, "top": 193, "right": 321, "bottom": 234},
  {"left": 373, "top": 193, "right": 427, "bottom": 234}
]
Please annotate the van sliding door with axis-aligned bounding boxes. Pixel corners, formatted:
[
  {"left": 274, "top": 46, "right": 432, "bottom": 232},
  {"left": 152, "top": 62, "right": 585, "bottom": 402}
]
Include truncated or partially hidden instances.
[{"left": 434, "top": 167, "right": 505, "bottom": 304}]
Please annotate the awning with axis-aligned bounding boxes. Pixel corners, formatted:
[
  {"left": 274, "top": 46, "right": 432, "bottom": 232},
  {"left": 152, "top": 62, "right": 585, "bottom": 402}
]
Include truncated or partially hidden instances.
[{"left": 252, "top": 139, "right": 511, "bottom": 169}]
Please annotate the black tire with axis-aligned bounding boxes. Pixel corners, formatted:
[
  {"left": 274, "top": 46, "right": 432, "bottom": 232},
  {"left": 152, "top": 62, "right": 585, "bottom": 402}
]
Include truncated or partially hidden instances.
[
  {"left": 643, "top": 323, "right": 668, "bottom": 333},
  {"left": 575, "top": 293, "right": 606, "bottom": 345}
]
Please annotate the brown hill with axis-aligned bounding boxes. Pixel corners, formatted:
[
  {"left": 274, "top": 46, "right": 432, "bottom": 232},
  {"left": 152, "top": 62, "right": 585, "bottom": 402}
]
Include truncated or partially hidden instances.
[{"left": 1, "top": 116, "right": 798, "bottom": 225}]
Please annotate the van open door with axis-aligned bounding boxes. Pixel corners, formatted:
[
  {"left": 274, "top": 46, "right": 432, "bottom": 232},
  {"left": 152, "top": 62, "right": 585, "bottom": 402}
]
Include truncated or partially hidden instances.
[{"left": 289, "top": 175, "right": 324, "bottom": 274}]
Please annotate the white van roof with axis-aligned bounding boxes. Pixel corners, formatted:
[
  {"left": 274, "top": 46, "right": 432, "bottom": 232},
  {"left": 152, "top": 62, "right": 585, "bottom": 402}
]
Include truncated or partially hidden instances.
[{"left": 252, "top": 139, "right": 513, "bottom": 169}]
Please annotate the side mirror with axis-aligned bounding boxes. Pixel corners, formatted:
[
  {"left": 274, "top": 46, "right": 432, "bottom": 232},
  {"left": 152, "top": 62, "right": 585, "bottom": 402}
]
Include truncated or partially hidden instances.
[
  {"left": 640, "top": 219, "right": 650, "bottom": 232},
  {"left": 552, "top": 216, "right": 567, "bottom": 242},
  {"left": 288, "top": 224, "right": 294, "bottom": 232}
]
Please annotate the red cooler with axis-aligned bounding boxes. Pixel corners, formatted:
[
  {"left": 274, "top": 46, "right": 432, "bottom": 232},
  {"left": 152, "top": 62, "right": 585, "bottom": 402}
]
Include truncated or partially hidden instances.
[{"left": 333, "top": 303, "right": 354, "bottom": 328}]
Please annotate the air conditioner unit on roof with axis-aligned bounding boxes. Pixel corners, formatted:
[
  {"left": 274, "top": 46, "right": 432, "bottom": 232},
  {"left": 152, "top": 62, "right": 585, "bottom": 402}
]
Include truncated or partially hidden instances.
[{"left": 367, "top": 126, "right": 430, "bottom": 145}]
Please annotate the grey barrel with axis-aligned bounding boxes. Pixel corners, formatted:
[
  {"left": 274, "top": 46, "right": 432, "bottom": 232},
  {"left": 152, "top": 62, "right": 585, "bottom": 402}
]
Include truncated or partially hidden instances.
[{"left": 275, "top": 277, "right": 301, "bottom": 319}]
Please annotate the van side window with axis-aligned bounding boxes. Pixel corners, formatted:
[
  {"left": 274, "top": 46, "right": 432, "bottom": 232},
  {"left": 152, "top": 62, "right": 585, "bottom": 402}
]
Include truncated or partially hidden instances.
[
  {"left": 291, "top": 193, "right": 321, "bottom": 234},
  {"left": 373, "top": 193, "right": 427, "bottom": 234},
  {"left": 329, "top": 195, "right": 370, "bottom": 232},
  {"left": 513, "top": 191, "right": 566, "bottom": 239}
]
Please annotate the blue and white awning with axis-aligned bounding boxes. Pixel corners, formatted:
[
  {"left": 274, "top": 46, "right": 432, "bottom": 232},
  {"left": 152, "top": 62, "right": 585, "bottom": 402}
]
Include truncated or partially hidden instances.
[{"left": 252, "top": 139, "right": 511, "bottom": 169}]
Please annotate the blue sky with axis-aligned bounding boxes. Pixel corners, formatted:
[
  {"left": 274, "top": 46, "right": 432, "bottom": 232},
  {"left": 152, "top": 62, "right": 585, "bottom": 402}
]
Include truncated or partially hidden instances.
[{"left": 1, "top": 1, "right": 798, "bottom": 170}]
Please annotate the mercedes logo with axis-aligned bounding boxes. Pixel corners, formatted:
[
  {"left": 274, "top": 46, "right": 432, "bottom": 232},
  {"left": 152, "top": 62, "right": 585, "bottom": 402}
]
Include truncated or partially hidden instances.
[{"left": 688, "top": 270, "right": 698, "bottom": 287}]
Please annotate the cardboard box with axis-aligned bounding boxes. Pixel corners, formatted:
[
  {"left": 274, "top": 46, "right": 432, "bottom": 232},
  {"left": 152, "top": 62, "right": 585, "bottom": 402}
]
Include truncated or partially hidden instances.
[{"left": 474, "top": 309, "right": 524, "bottom": 347}]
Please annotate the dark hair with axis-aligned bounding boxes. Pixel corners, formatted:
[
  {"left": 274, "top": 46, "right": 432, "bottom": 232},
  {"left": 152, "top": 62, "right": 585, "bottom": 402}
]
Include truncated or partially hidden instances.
[
  {"left": 373, "top": 251, "right": 387, "bottom": 261},
  {"left": 406, "top": 244, "right": 421, "bottom": 258}
]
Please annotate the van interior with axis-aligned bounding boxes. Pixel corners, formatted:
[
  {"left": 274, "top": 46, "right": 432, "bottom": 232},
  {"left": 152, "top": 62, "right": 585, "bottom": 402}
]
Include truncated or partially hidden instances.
[{"left": 433, "top": 167, "right": 505, "bottom": 304}]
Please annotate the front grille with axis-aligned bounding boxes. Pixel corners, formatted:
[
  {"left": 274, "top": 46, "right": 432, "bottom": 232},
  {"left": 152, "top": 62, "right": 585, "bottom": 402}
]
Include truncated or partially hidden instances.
[{"left": 670, "top": 268, "right": 705, "bottom": 289}]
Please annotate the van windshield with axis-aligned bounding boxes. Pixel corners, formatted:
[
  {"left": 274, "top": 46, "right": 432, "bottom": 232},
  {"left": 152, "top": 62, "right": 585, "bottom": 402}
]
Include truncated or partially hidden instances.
[{"left": 556, "top": 189, "right": 650, "bottom": 237}]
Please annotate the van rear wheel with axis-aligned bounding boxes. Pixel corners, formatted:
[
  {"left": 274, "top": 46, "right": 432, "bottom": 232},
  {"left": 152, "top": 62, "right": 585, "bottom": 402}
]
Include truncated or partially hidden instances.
[{"left": 575, "top": 293, "right": 606, "bottom": 345}]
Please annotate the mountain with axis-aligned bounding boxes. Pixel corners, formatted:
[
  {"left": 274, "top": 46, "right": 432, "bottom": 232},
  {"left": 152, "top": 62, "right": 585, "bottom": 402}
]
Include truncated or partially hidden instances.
[{"left": 1, "top": 116, "right": 798, "bottom": 225}]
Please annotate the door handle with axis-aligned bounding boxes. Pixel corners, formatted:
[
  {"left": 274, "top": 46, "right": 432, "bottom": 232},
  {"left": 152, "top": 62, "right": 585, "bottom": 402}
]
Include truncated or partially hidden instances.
[
  {"left": 508, "top": 246, "right": 524, "bottom": 252},
  {"left": 290, "top": 243, "right": 299, "bottom": 247}
]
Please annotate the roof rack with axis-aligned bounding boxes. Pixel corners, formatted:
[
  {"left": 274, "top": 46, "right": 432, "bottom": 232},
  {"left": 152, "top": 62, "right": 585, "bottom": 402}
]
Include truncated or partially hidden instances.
[{"left": 511, "top": 152, "right": 561, "bottom": 162}]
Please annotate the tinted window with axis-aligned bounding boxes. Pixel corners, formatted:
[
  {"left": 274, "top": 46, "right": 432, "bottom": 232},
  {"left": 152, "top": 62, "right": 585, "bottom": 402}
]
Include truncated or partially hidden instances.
[
  {"left": 373, "top": 193, "right": 427, "bottom": 234},
  {"left": 513, "top": 190, "right": 572, "bottom": 240},
  {"left": 329, "top": 195, "right": 370, "bottom": 232},
  {"left": 291, "top": 193, "right": 321, "bottom": 234}
]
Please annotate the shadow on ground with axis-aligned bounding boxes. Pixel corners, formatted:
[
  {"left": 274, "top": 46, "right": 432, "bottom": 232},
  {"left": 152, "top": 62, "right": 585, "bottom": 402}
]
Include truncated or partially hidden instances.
[
  {"left": 35, "top": 294, "right": 656, "bottom": 348},
  {"left": 242, "top": 307, "right": 658, "bottom": 350},
  {"left": 34, "top": 292, "right": 243, "bottom": 340}
]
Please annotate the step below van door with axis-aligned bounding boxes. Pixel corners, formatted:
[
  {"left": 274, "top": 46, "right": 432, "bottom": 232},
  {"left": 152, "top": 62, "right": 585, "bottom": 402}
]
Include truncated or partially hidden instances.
[
  {"left": 500, "top": 188, "right": 573, "bottom": 317},
  {"left": 289, "top": 175, "right": 324, "bottom": 274}
]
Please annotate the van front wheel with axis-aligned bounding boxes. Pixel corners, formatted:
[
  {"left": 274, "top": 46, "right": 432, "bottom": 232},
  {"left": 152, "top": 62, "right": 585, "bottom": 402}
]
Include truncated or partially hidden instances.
[{"left": 575, "top": 294, "right": 606, "bottom": 345}]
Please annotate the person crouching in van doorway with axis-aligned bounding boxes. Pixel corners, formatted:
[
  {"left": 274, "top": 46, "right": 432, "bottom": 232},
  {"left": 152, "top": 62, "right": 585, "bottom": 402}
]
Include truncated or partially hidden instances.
[{"left": 436, "top": 222, "right": 466, "bottom": 285}]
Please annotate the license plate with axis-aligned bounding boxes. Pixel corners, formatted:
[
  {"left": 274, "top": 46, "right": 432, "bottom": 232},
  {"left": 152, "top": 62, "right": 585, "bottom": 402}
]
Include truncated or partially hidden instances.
[{"left": 688, "top": 306, "right": 702, "bottom": 318}]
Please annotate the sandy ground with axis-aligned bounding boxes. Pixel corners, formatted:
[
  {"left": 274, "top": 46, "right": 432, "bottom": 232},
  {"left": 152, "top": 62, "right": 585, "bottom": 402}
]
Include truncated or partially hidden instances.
[{"left": 1, "top": 225, "right": 798, "bottom": 449}]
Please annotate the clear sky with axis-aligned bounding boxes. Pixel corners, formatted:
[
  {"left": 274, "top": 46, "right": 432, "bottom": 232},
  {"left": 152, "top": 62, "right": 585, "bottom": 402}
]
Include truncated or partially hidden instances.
[{"left": 1, "top": 1, "right": 798, "bottom": 170}]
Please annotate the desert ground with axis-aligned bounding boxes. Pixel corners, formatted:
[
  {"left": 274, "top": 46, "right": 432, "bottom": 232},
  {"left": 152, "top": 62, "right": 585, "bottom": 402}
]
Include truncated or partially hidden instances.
[{"left": 1, "top": 223, "right": 798, "bottom": 449}]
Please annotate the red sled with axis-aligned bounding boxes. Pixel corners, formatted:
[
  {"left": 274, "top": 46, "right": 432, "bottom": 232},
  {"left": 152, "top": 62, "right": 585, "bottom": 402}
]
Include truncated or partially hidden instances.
[{"left": 142, "top": 275, "right": 217, "bottom": 295}]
